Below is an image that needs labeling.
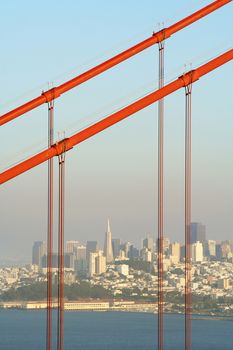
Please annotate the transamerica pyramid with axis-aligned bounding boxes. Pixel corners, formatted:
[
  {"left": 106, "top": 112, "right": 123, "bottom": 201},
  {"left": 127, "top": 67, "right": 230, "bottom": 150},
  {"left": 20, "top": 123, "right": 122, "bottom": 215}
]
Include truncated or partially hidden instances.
[{"left": 104, "top": 218, "right": 114, "bottom": 263}]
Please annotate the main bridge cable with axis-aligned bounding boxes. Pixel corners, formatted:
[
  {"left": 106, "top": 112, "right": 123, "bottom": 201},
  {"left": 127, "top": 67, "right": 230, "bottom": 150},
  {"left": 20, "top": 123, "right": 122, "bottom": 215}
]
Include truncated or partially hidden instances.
[
  {"left": 0, "top": 0, "right": 231, "bottom": 126},
  {"left": 0, "top": 48, "right": 232, "bottom": 185}
]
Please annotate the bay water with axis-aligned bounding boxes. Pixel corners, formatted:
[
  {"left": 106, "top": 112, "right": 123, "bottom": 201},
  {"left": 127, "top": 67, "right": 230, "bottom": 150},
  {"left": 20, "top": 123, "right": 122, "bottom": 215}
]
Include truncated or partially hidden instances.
[{"left": 0, "top": 310, "right": 232, "bottom": 349}]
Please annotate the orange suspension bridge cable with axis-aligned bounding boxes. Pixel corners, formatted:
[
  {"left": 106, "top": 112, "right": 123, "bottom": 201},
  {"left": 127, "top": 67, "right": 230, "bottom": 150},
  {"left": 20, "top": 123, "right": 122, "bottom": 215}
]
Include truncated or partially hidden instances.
[
  {"left": 0, "top": 48, "right": 232, "bottom": 185},
  {"left": 0, "top": 0, "right": 231, "bottom": 126}
]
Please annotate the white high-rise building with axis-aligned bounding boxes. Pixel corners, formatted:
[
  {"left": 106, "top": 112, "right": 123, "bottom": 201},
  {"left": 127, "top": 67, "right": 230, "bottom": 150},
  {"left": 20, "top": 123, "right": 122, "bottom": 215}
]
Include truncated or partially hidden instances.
[
  {"left": 170, "top": 242, "right": 180, "bottom": 263},
  {"left": 88, "top": 252, "right": 98, "bottom": 277},
  {"left": 141, "top": 248, "right": 152, "bottom": 262},
  {"left": 104, "top": 219, "right": 113, "bottom": 263},
  {"left": 96, "top": 255, "right": 106, "bottom": 275},
  {"left": 192, "top": 241, "right": 203, "bottom": 262},
  {"left": 88, "top": 251, "right": 106, "bottom": 276}
]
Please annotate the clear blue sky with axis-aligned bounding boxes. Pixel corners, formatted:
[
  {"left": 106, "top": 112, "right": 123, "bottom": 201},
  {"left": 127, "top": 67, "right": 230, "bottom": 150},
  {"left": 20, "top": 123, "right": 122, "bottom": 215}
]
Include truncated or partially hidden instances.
[{"left": 0, "top": 0, "right": 232, "bottom": 261}]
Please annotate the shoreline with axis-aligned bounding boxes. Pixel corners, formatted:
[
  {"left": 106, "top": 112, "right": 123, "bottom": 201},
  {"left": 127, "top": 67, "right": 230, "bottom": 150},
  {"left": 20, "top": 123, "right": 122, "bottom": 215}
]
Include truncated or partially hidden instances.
[
  {"left": 0, "top": 300, "right": 233, "bottom": 319},
  {"left": 0, "top": 300, "right": 157, "bottom": 313}
]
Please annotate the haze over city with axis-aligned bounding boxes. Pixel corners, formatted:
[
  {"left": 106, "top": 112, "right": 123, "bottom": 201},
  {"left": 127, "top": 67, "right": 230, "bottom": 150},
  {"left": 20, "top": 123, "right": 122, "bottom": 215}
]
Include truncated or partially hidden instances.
[{"left": 1, "top": 0, "right": 232, "bottom": 262}]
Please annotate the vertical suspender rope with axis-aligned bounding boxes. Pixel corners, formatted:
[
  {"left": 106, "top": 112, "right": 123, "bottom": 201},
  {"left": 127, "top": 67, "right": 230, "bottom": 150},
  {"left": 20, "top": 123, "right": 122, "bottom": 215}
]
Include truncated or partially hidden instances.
[
  {"left": 57, "top": 145, "right": 66, "bottom": 350},
  {"left": 47, "top": 100, "right": 54, "bottom": 350},
  {"left": 185, "top": 81, "right": 192, "bottom": 350},
  {"left": 157, "top": 35, "right": 165, "bottom": 350}
]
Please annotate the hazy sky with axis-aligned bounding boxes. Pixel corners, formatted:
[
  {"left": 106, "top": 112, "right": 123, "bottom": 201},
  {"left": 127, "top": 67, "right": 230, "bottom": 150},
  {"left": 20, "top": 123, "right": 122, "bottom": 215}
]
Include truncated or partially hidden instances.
[{"left": 0, "top": 0, "right": 233, "bottom": 261}]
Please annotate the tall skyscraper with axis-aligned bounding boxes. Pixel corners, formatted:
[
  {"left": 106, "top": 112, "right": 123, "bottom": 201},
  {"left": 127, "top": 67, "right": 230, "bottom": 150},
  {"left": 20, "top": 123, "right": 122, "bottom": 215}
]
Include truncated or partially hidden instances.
[
  {"left": 112, "top": 238, "right": 121, "bottom": 258},
  {"left": 191, "top": 241, "right": 203, "bottom": 263},
  {"left": 216, "top": 244, "right": 223, "bottom": 260},
  {"left": 220, "top": 241, "right": 232, "bottom": 259},
  {"left": 88, "top": 251, "right": 106, "bottom": 276},
  {"left": 64, "top": 253, "right": 75, "bottom": 270},
  {"left": 76, "top": 245, "right": 86, "bottom": 261},
  {"left": 128, "top": 245, "right": 139, "bottom": 259},
  {"left": 66, "top": 240, "right": 80, "bottom": 253},
  {"left": 143, "top": 236, "right": 154, "bottom": 252},
  {"left": 75, "top": 245, "right": 87, "bottom": 276},
  {"left": 121, "top": 241, "right": 131, "bottom": 258},
  {"left": 96, "top": 255, "right": 106, "bottom": 275},
  {"left": 86, "top": 241, "right": 99, "bottom": 254},
  {"left": 141, "top": 248, "right": 152, "bottom": 262},
  {"left": 88, "top": 252, "right": 98, "bottom": 277},
  {"left": 104, "top": 219, "right": 113, "bottom": 263},
  {"left": 41, "top": 253, "right": 74, "bottom": 270},
  {"left": 191, "top": 222, "right": 206, "bottom": 244},
  {"left": 32, "top": 241, "right": 46, "bottom": 266},
  {"left": 204, "top": 240, "right": 216, "bottom": 258},
  {"left": 170, "top": 242, "right": 180, "bottom": 263},
  {"left": 75, "top": 259, "right": 87, "bottom": 276},
  {"left": 157, "top": 237, "right": 170, "bottom": 255},
  {"left": 41, "top": 253, "right": 58, "bottom": 269}
]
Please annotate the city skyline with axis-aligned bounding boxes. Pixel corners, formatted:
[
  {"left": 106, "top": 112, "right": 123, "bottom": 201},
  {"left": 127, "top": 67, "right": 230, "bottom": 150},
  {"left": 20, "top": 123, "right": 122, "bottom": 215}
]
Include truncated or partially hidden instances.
[
  {"left": 30, "top": 219, "right": 233, "bottom": 265},
  {"left": 1, "top": 216, "right": 232, "bottom": 262}
]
